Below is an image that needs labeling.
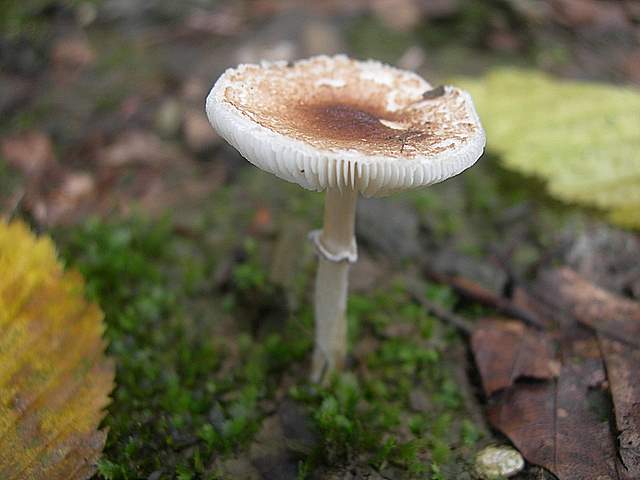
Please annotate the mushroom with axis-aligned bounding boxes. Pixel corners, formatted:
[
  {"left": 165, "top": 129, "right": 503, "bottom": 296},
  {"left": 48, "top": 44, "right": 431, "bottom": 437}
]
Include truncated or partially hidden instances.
[{"left": 206, "top": 55, "right": 485, "bottom": 382}]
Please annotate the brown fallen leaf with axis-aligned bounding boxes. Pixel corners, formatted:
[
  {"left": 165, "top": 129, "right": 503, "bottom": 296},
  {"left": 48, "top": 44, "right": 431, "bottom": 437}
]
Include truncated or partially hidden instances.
[
  {"left": 599, "top": 337, "right": 640, "bottom": 477},
  {"left": 487, "top": 342, "right": 626, "bottom": 479},
  {"left": 51, "top": 36, "right": 95, "bottom": 70},
  {"left": 532, "top": 268, "right": 640, "bottom": 348},
  {"left": 97, "top": 130, "right": 175, "bottom": 168},
  {"left": 31, "top": 171, "right": 96, "bottom": 227},
  {"left": 10, "top": 129, "right": 226, "bottom": 226},
  {"left": 93, "top": 157, "right": 226, "bottom": 220},
  {"left": 1, "top": 130, "right": 57, "bottom": 178},
  {"left": 0, "top": 220, "right": 114, "bottom": 480},
  {"left": 471, "top": 318, "right": 559, "bottom": 397},
  {"left": 476, "top": 267, "right": 640, "bottom": 479},
  {"left": 528, "top": 268, "right": 640, "bottom": 477}
]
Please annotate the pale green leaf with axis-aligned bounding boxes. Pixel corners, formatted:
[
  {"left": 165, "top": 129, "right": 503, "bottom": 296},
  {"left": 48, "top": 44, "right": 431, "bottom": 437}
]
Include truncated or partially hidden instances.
[{"left": 459, "top": 69, "right": 640, "bottom": 228}]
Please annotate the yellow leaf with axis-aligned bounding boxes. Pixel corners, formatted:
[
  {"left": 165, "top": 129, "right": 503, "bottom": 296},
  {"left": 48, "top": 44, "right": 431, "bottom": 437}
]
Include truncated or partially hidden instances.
[
  {"left": 458, "top": 69, "right": 640, "bottom": 229},
  {"left": 0, "top": 220, "right": 114, "bottom": 480}
]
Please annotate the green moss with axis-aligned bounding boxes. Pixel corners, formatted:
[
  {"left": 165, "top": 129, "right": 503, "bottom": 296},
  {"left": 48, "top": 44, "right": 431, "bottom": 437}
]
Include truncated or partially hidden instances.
[
  {"left": 0, "top": 0, "right": 53, "bottom": 39},
  {"left": 56, "top": 214, "right": 482, "bottom": 479},
  {"left": 58, "top": 218, "right": 278, "bottom": 478},
  {"left": 291, "top": 284, "right": 481, "bottom": 478}
]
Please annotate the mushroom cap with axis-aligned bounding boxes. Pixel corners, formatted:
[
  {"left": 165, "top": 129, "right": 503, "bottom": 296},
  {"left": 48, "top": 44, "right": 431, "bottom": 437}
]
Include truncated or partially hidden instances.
[{"left": 206, "top": 54, "right": 485, "bottom": 197}]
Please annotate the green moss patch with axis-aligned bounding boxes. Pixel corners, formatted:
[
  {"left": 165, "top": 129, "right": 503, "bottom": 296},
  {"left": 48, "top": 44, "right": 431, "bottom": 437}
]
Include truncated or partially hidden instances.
[{"left": 57, "top": 214, "right": 483, "bottom": 479}]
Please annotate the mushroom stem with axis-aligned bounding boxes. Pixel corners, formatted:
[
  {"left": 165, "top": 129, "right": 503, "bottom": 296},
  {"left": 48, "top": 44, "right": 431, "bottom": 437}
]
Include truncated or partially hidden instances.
[{"left": 311, "top": 187, "right": 358, "bottom": 383}]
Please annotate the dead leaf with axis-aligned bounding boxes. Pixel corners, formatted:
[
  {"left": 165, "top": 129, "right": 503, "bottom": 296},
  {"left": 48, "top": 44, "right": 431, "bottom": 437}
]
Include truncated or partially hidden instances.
[
  {"left": 533, "top": 267, "right": 640, "bottom": 349},
  {"left": 23, "top": 130, "right": 227, "bottom": 226},
  {"left": 487, "top": 335, "right": 624, "bottom": 479},
  {"left": 425, "top": 268, "right": 547, "bottom": 329},
  {"left": 599, "top": 338, "right": 640, "bottom": 476},
  {"left": 30, "top": 171, "right": 96, "bottom": 227},
  {"left": 0, "top": 220, "right": 114, "bottom": 480},
  {"left": 471, "top": 318, "right": 559, "bottom": 397},
  {"left": 480, "top": 267, "right": 640, "bottom": 479},
  {"left": 1, "top": 131, "right": 57, "bottom": 178},
  {"left": 98, "top": 130, "right": 175, "bottom": 167},
  {"left": 530, "top": 268, "right": 640, "bottom": 476},
  {"left": 51, "top": 36, "right": 95, "bottom": 70},
  {"left": 554, "top": 279, "right": 640, "bottom": 477}
]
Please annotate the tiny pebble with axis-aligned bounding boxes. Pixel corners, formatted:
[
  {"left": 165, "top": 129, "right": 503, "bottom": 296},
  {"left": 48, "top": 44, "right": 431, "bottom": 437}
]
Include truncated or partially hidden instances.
[{"left": 475, "top": 445, "right": 525, "bottom": 479}]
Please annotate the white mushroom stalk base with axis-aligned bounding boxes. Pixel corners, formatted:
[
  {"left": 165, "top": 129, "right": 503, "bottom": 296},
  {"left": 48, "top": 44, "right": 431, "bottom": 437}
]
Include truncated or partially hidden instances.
[{"left": 310, "top": 187, "right": 358, "bottom": 383}]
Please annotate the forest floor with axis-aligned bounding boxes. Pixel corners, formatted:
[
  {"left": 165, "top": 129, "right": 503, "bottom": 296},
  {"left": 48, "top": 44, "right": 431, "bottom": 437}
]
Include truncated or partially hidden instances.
[{"left": 2, "top": 1, "right": 640, "bottom": 479}]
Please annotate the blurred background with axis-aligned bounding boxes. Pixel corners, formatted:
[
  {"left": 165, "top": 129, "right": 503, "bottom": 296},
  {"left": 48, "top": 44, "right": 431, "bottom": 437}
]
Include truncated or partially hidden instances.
[
  {"left": 2, "top": 0, "right": 639, "bottom": 229},
  {"left": 2, "top": 1, "right": 640, "bottom": 479}
]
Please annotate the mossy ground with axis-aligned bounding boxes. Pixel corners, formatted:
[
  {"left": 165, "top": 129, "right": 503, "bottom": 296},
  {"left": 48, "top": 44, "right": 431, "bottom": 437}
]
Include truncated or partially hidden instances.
[
  {"left": 55, "top": 168, "right": 499, "bottom": 479},
  {"left": 3, "top": 2, "right": 614, "bottom": 478},
  {"left": 48, "top": 144, "right": 586, "bottom": 479}
]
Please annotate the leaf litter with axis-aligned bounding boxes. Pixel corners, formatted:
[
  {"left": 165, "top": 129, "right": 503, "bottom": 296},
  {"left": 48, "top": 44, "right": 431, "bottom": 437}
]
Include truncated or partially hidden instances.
[
  {"left": 464, "top": 266, "right": 640, "bottom": 479},
  {"left": 1, "top": 129, "right": 225, "bottom": 227}
]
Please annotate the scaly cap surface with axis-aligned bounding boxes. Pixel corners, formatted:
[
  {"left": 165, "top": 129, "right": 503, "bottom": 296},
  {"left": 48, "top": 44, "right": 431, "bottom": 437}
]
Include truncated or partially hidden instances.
[{"left": 207, "top": 55, "right": 485, "bottom": 197}]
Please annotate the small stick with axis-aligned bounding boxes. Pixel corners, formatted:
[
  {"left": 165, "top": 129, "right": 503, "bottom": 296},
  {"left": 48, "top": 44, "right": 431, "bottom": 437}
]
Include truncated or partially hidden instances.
[
  {"left": 421, "top": 266, "right": 546, "bottom": 330},
  {"left": 405, "top": 279, "right": 473, "bottom": 335}
]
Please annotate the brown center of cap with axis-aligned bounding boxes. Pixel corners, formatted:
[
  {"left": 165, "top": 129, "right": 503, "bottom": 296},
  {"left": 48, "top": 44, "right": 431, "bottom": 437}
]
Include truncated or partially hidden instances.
[
  {"left": 222, "top": 57, "right": 479, "bottom": 158},
  {"left": 301, "top": 102, "right": 400, "bottom": 141}
]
